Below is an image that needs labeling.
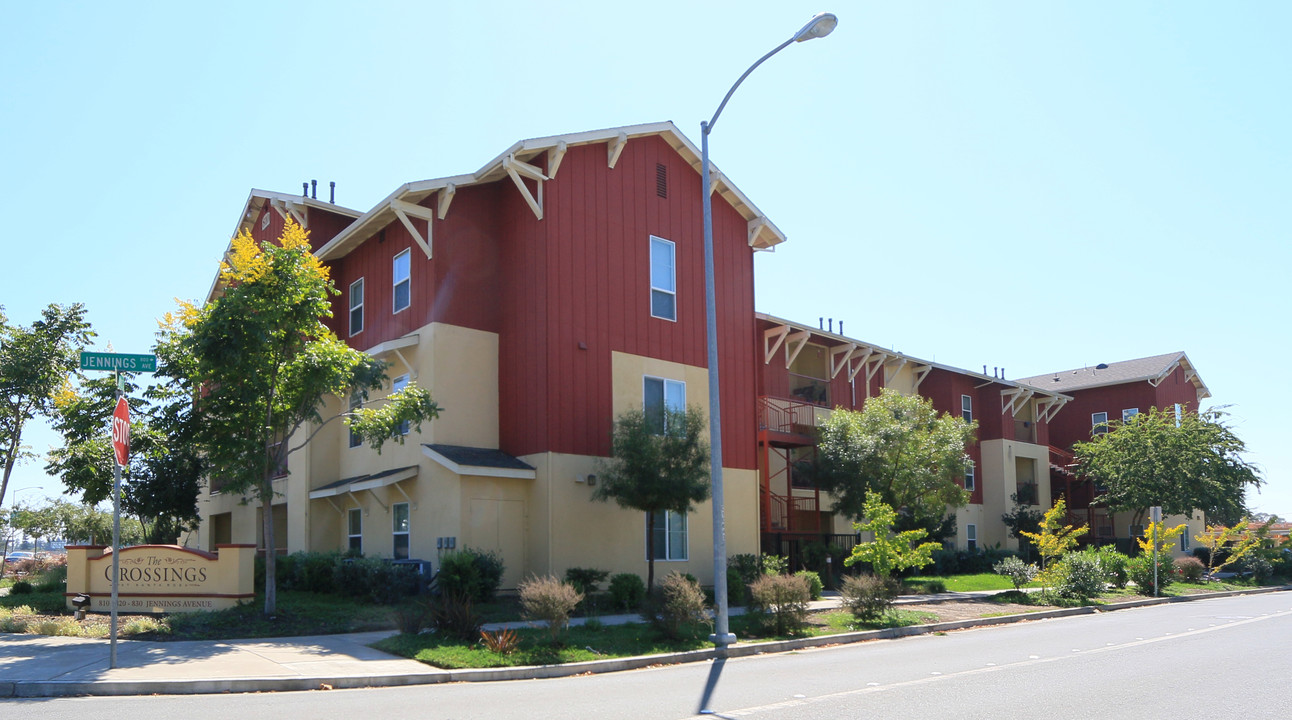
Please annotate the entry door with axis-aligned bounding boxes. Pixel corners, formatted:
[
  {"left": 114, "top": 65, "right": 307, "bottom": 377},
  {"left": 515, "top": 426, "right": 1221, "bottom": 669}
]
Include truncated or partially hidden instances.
[{"left": 468, "top": 498, "right": 526, "bottom": 590}]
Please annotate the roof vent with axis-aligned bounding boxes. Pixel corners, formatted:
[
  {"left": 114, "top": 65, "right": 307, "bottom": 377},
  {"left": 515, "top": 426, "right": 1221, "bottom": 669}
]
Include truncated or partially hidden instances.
[
  {"left": 1096, "top": 363, "right": 1109, "bottom": 370},
  {"left": 655, "top": 163, "right": 668, "bottom": 199}
]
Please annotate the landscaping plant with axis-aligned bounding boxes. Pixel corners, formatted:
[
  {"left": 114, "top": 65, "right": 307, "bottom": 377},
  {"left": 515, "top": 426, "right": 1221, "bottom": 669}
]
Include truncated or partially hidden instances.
[
  {"left": 992, "top": 556, "right": 1039, "bottom": 591},
  {"left": 749, "top": 574, "right": 811, "bottom": 635},
  {"left": 844, "top": 493, "right": 941, "bottom": 579},
  {"left": 649, "top": 571, "right": 708, "bottom": 640},
  {"left": 519, "top": 575, "right": 583, "bottom": 644},
  {"left": 840, "top": 573, "right": 895, "bottom": 622},
  {"left": 608, "top": 572, "right": 646, "bottom": 612}
]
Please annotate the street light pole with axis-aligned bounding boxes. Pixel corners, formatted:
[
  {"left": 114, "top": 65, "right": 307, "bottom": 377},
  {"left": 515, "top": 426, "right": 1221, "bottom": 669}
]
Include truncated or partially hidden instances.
[{"left": 701, "top": 11, "right": 837, "bottom": 653}]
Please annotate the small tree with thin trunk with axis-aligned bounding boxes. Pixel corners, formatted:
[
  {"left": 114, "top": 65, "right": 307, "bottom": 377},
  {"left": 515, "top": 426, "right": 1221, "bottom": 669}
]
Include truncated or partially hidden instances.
[{"left": 593, "top": 405, "right": 709, "bottom": 591}]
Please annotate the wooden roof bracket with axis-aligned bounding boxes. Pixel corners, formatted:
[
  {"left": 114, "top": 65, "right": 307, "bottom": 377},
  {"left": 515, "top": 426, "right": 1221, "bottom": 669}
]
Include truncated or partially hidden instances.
[
  {"left": 885, "top": 357, "right": 908, "bottom": 384},
  {"left": 1037, "top": 396, "right": 1068, "bottom": 423},
  {"left": 391, "top": 478, "right": 416, "bottom": 510},
  {"left": 829, "top": 343, "right": 857, "bottom": 379},
  {"left": 1001, "top": 388, "right": 1034, "bottom": 417},
  {"left": 348, "top": 489, "right": 382, "bottom": 515},
  {"left": 709, "top": 169, "right": 724, "bottom": 197},
  {"left": 912, "top": 364, "right": 933, "bottom": 391},
  {"left": 391, "top": 199, "right": 435, "bottom": 259},
  {"left": 548, "top": 141, "right": 567, "bottom": 178},
  {"left": 764, "top": 325, "right": 791, "bottom": 364},
  {"left": 748, "top": 217, "right": 768, "bottom": 248},
  {"left": 784, "top": 331, "right": 811, "bottom": 369},
  {"left": 437, "top": 184, "right": 456, "bottom": 220},
  {"left": 607, "top": 132, "right": 628, "bottom": 168},
  {"left": 270, "top": 198, "right": 309, "bottom": 228},
  {"left": 503, "top": 154, "right": 548, "bottom": 220},
  {"left": 325, "top": 497, "right": 344, "bottom": 515},
  {"left": 847, "top": 348, "right": 874, "bottom": 382}
]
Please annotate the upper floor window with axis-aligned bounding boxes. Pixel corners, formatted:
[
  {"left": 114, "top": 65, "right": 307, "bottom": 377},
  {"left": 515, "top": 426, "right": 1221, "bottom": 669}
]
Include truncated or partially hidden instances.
[
  {"left": 1122, "top": 408, "right": 1139, "bottom": 423},
  {"left": 393, "top": 249, "right": 411, "bottom": 313},
  {"left": 649, "top": 236, "right": 676, "bottom": 321},
  {"left": 393, "top": 374, "right": 411, "bottom": 435},
  {"left": 961, "top": 395, "right": 973, "bottom": 423},
  {"left": 964, "top": 460, "right": 976, "bottom": 492},
  {"left": 349, "top": 278, "right": 365, "bottom": 336},
  {"left": 1092, "top": 411, "right": 1109, "bottom": 436},
  {"left": 644, "top": 376, "right": 685, "bottom": 435}
]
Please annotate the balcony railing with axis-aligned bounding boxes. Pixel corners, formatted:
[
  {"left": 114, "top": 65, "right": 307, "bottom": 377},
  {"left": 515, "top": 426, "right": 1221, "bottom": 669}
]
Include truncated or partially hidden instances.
[
  {"left": 761, "top": 487, "right": 821, "bottom": 533},
  {"left": 758, "top": 396, "right": 824, "bottom": 436}
]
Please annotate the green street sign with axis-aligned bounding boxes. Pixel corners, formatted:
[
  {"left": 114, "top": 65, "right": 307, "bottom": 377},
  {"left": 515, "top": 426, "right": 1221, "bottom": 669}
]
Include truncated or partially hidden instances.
[{"left": 79, "top": 352, "right": 157, "bottom": 373}]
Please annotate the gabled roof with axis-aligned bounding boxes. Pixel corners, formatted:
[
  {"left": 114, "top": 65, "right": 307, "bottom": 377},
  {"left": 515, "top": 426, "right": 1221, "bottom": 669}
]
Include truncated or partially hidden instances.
[
  {"left": 1014, "top": 352, "right": 1211, "bottom": 399},
  {"left": 423, "top": 444, "right": 536, "bottom": 480},
  {"left": 205, "top": 189, "right": 362, "bottom": 303},
  {"left": 314, "top": 121, "right": 787, "bottom": 261}
]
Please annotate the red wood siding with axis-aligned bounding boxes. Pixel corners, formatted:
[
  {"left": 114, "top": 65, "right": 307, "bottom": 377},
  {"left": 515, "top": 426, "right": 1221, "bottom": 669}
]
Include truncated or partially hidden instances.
[
  {"left": 1047, "top": 380, "right": 1164, "bottom": 451},
  {"left": 498, "top": 136, "right": 756, "bottom": 469}
]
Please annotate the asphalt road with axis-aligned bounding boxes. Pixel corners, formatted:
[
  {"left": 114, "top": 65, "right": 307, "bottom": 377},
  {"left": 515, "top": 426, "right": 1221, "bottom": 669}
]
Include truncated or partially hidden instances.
[{"left": 4, "top": 592, "right": 1289, "bottom": 719}]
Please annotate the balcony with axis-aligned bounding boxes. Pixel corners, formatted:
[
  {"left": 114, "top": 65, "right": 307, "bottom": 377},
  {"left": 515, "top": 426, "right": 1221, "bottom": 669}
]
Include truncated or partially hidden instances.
[
  {"left": 758, "top": 396, "right": 827, "bottom": 437},
  {"left": 788, "top": 373, "right": 830, "bottom": 407},
  {"left": 1014, "top": 419, "right": 1036, "bottom": 444}
]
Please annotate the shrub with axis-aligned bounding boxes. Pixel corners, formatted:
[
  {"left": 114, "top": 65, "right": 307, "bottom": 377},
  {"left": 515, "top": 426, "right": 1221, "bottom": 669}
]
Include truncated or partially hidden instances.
[
  {"left": 432, "top": 592, "right": 483, "bottom": 641},
  {"left": 930, "top": 547, "right": 1017, "bottom": 576},
  {"left": 1056, "top": 552, "right": 1104, "bottom": 600},
  {"left": 761, "top": 554, "right": 789, "bottom": 576},
  {"left": 794, "top": 570, "right": 823, "bottom": 601},
  {"left": 749, "top": 574, "right": 811, "bottom": 635},
  {"left": 729, "top": 553, "right": 761, "bottom": 588},
  {"left": 479, "top": 628, "right": 520, "bottom": 654},
  {"left": 436, "top": 548, "right": 504, "bottom": 603},
  {"left": 649, "top": 572, "right": 708, "bottom": 640},
  {"left": 563, "top": 567, "right": 610, "bottom": 596},
  {"left": 726, "top": 567, "right": 747, "bottom": 607},
  {"left": 284, "top": 551, "right": 343, "bottom": 593},
  {"left": 334, "top": 557, "right": 424, "bottom": 604},
  {"left": 519, "top": 575, "right": 583, "bottom": 644},
  {"left": 394, "top": 598, "right": 434, "bottom": 635},
  {"left": 1174, "top": 556, "right": 1205, "bottom": 582},
  {"left": 1127, "top": 554, "right": 1174, "bottom": 596},
  {"left": 608, "top": 573, "right": 646, "bottom": 612},
  {"left": 1241, "top": 553, "right": 1272, "bottom": 583},
  {"left": 10, "top": 581, "right": 34, "bottom": 595},
  {"left": 909, "top": 579, "right": 947, "bottom": 594},
  {"left": 993, "top": 556, "right": 1039, "bottom": 590},
  {"left": 1094, "top": 546, "right": 1130, "bottom": 589},
  {"left": 841, "top": 573, "right": 896, "bottom": 622}
]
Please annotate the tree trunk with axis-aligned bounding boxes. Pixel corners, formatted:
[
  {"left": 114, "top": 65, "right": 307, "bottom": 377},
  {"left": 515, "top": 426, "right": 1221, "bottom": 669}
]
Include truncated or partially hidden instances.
[
  {"left": 262, "top": 489, "right": 276, "bottom": 615},
  {"left": 646, "top": 509, "right": 656, "bottom": 592}
]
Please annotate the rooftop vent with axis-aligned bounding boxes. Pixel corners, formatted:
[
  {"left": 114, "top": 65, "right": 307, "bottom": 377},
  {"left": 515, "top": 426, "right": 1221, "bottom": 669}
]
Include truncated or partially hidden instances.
[
  {"left": 1096, "top": 363, "right": 1109, "bottom": 370},
  {"left": 655, "top": 163, "right": 668, "bottom": 199}
]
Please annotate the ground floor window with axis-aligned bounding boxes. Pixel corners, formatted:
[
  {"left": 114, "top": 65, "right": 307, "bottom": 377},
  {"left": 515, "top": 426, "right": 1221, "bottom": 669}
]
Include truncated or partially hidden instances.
[
  {"left": 648, "top": 510, "right": 687, "bottom": 561},
  {"left": 348, "top": 507, "right": 362, "bottom": 554},
  {"left": 966, "top": 523, "right": 977, "bottom": 551},
  {"left": 393, "top": 502, "right": 410, "bottom": 559}
]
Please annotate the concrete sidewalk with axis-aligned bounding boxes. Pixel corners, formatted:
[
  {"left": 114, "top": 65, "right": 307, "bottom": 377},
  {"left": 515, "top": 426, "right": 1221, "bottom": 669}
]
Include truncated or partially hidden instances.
[{"left": 3, "top": 586, "right": 1283, "bottom": 698}]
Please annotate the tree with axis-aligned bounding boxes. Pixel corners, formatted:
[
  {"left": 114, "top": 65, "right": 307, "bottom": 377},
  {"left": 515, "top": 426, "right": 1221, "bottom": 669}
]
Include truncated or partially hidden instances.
[
  {"left": 1001, "top": 493, "right": 1044, "bottom": 562},
  {"left": 805, "top": 389, "right": 974, "bottom": 540},
  {"left": 167, "top": 220, "right": 441, "bottom": 614},
  {"left": 1019, "top": 497, "right": 1088, "bottom": 570},
  {"left": 593, "top": 405, "right": 710, "bottom": 591},
  {"left": 844, "top": 492, "right": 941, "bottom": 579},
  {"left": 1194, "top": 520, "right": 1263, "bottom": 576},
  {"left": 46, "top": 371, "right": 203, "bottom": 544},
  {"left": 0, "top": 303, "right": 94, "bottom": 509},
  {"left": 1074, "top": 407, "right": 1262, "bottom": 527}
]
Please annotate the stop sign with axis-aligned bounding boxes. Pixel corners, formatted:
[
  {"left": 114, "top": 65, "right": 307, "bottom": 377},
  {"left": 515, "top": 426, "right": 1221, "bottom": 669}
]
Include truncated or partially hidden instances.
[{"left": 111, "top": 397, "right": 130, "bottom": 466}]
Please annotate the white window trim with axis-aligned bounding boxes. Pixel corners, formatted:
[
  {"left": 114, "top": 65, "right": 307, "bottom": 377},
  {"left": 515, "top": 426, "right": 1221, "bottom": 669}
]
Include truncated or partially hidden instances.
[
  {"left": 1092, "top": 411, "right": 1109, "bottom": 435},
  {"left": 643, "top": 375, "right": 686, "bottom": 434},
  {"left": 347, "top": 507, "right": 363, "bottom": 554},
  {"left": 348, "top": 392, "right": 363, "bottom": 448},
  {"left": 966, "top": 523, "right": 977, "bottom": 550},
  {"left": 647, "top": 510, "right": 688, "bottom": 562},
  {"left": 392, "top": 248, "right": 411, "bottom": 314},
  {"left": 1122, "top": 408, "right": 1139, "bottom": 423},
  {"left": 349, "top": 277, "right": 365, "bottom": 337},
  {"left": 649, "top": 235, "right": 676, "bottom": 322},
  {"left": 961, "top": 394, "right": 973, "bottom": 423},
  {"left": 964, "top": 461, "right": 976, "bottom": 492},
  {"left": 393, "top": 502, "right": 410, "bottom": 559}
]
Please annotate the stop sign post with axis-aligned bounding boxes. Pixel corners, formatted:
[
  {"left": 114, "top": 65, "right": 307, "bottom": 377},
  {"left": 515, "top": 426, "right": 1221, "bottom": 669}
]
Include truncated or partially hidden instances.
[{"left": 78, "top": 351, "right": 155, "bottom": 670}]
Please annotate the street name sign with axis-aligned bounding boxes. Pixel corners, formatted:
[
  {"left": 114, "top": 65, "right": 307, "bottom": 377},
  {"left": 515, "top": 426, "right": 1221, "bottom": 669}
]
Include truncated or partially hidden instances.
[{"left": 80, "top": 352, "right": 157, "bottom": 373}]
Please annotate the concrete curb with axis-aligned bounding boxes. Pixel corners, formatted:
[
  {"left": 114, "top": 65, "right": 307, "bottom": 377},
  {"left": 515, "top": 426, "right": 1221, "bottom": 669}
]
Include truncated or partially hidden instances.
[{"left": 5, "top": 584, "right": 1287, "bottom": 698}]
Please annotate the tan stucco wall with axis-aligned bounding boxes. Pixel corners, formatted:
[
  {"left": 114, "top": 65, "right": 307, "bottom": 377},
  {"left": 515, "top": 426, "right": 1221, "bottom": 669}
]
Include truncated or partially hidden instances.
[{"left": 977, "top": 439, "right": 1051, "bottom": 550}]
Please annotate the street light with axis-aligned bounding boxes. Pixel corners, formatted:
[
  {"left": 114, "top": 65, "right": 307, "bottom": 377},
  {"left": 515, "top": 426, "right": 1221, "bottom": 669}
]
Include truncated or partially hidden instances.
[{"left": 701, "top": 11, "right": 837, "bottom": 652}]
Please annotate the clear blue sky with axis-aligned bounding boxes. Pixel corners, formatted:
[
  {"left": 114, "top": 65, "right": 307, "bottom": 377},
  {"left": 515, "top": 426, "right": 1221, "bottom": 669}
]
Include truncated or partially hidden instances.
[{"left": 3, "top": 2, "right": 1288, "bottom": 516}]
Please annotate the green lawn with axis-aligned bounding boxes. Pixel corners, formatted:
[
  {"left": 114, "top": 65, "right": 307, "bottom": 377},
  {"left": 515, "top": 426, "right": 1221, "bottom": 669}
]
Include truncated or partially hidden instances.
[{"left": 903, "top": 573, "right": 1038, "bottom": 592}]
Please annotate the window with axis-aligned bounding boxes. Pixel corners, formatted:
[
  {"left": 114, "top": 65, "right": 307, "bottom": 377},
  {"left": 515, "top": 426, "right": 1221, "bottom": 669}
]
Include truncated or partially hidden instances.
[
  {"left": 1175, "top": 403, "right": 1183, "bottom": 427},
  {"left": 1129, "top": 524, "right": 1145, "bottom": 538},
  {"left": 649, "top": 510, "right": 688, "bottom": 561},
  {"left": 966, "top": 524, "right": 977, "bottom": 551},
  {"left": 961, "top": 395, "right": 973, "bottom": 423},
  {"left": 349, "top": 278, "right": 364, "bottom": 336},
  {"left": 348, "top": 392, "right": 363, "bottom": 448},
  {"left": 649, "top": 236, "right": 676, "bottom": 321},
  {"left": 347, "top": 508, "right": 362, "bottom": 554},
  {"left": 964, "top": 461, "right": 976, "bottom": 492},
  {"left": 393, "top": 374, "right": 410, "bottom": 435},
  {"left": 1180, "top": 530, "right": 1191, "bottom": 553},
  {"left": 392, "top": 249, "right": 411, "bottom": 313},
  {"left": 1092, "top": 412, "right": 1109, "bottom": 436},
  {"left": 644, "top": 376, "right": 685, "bottom": 435},
  {"left": 1122, "top": 408, "right": 1139, "bottom": 423},
  {"left": 393, "top": 502, "right": 410, "bottom": 560}
]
